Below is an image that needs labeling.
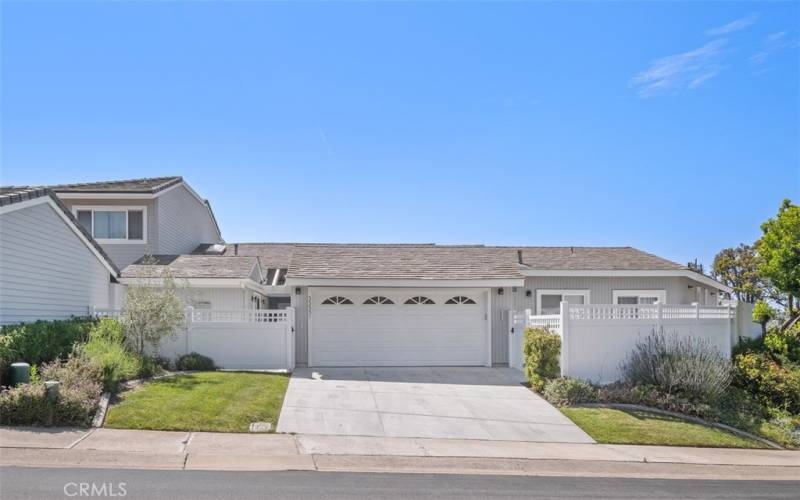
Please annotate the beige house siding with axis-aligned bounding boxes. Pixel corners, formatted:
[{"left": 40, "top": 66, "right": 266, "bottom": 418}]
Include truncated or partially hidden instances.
[{"left": 0, "top": 202, "right": 112, "bottom": 324}]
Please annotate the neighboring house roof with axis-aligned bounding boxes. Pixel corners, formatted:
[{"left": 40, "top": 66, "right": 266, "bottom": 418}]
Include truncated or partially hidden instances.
[
  {"left": 515, "top": 246, "right": 686, "bottom": 271},
  {"left": 48, "top": 176, "right": 183, "bottom": 194},
  {"left": 0, "top": 187, "right": 120, "bottom": 276},
  {"left": 121, "top": 255, "right": 259, "bottom": 279}
]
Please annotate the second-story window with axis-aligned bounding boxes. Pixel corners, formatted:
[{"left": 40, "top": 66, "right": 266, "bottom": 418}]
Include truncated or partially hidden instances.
[{"left": 75, "top": 207, "right": 146, "bottom": 243}]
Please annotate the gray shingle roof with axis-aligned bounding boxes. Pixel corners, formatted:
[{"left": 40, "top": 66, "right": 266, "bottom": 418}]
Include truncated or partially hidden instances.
[
  {"left": 515, "top": 247, "right": 685, "bottom": 271},
  {"left": 121, "top": 255, "right": 258, "bottom": 279},
  {"left": 48, "top": 176, "right": 183, "bottom": 193},
  {"left": 192, "top": 243, "right": 297, "bottom": 269},
  {"left": 190, "top": 242, "right": 688, "bottom": 280},
  {"left": 287, "top": 244, "right": 522, "bottom": 280},
  {"left": 0, "top": 186, "right": 120, "bottom": 275}
]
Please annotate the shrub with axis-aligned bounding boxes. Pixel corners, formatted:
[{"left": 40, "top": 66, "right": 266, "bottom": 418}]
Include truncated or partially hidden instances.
[
  {"left": 74, "top": 319, "right": 140, "bottom": 392},
  {"left": 620, "top": 329, "right": 732, "bottom": 403},
  {"left": 595, "top": 382, "right": 713, "bottom": 418},
  {"left": 763, "top": 325, "right": 800, "bottom": 364},
  {"left": 543, "top": 377, "right": 597, "bottom": 407},
  {"left": 138, "top": 356, "right": 167, "bottom": 379},
  {"left": 0, "top": 318, "right": 96, "bottom": 380},
  {"left": 733, "top": 352, "right": 800, "bottom": 414},
  {"left": 0, "top": 383, "right": 51, "bottom": 425},
  {"left": 176, "top": 352, "right": 215, "bottom": 371},
  {"left": 1, "top": 354, "right": 103, "bottom": 426},
  {"left": 523, "top": 327, "right": 561, "bottom": 392}
]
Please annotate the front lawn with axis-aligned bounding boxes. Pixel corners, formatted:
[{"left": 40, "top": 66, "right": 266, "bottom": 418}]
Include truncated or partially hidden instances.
[
  {"left": 561, "top": 407, "right": 768, "bottom": 448},
  {"left": 104, "top": 371, "right": 289, "bottom": 433}
]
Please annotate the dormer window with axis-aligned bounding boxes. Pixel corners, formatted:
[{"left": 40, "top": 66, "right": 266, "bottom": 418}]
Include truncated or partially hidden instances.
[{"left": 74, "top": 206, "right": 146, "bottom": 243}]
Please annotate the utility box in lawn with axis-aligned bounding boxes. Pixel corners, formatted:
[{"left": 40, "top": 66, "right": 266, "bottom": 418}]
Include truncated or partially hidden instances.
[{"left": 9, "top": 362, "right": 31, "bottom": 386}]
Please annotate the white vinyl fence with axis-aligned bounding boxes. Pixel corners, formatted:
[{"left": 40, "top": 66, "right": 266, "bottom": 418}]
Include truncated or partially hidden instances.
[
  {"left": 92, "top": 307, "right": 295, "bottom": 370},
  {"left": 508, "top": 302, "right": 735, "bottom": 384}
]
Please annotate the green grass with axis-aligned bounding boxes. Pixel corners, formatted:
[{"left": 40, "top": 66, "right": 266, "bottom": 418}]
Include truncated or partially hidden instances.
[
  {"left": 104, "top": 371, "right": 290, "bottom": 433},
  {"left": 561, "top": 407, "right": 768, "bottom": 448}
]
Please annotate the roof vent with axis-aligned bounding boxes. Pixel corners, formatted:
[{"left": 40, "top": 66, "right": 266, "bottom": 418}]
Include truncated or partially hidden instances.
[
  {"left": 207, "top": 244, "right": 227, "bottom": 255},
  {"left": 570, "top": 246, "right": 574, "bottom": 255},
  {"left": 517, "top": 250, "right": 523, "bottom": 264}
]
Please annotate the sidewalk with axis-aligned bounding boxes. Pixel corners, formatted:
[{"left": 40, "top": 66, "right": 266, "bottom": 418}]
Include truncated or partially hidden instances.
[{"left": 1, "top": 427, "right": 798, "bottom": 480}]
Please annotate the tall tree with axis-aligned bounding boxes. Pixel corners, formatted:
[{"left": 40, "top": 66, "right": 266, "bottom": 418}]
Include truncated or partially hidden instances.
[
  {"left": 711, "top": 244, "right": 764, "bottom": 303},
  {"left": 756, "top": 199, "right": 800, "bottom": 324}
]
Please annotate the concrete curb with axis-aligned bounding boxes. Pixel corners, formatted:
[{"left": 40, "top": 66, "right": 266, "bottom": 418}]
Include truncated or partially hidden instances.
[
  {"left": 574, "top": 403, "right": 785, "bottom": 450},
  {"left": 91, "top": 392, "right": 111, "bottom": 428},
  {"left": 1, "top": 448, "right": 797, "bottom": 480}
]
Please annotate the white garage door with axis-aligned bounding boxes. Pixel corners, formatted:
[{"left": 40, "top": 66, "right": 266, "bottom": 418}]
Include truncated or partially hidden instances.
[{"left": 309, "top": 288, "right": 488, "bottom": 366}]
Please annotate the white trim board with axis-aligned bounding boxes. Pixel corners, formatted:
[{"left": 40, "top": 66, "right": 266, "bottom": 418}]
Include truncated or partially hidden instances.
[
  {"left": 119, "top": 277, "right": 257, "bottom": 287},
  {"left": 520, "top": 269, "right": 732, "bottom": 294},
  {"left": 285, "top": 278, "right": 525, "bottom": 288}
]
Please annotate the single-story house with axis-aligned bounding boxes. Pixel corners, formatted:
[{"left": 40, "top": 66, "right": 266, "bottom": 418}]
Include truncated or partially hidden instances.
[{"left": 119, "top": 242, "right": 735, "bottom": 368}]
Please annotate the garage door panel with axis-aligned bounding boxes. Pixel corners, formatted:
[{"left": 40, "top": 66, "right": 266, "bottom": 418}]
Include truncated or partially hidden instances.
[{"left": 310, "top": 287, "right": 488, "bottom": 366}]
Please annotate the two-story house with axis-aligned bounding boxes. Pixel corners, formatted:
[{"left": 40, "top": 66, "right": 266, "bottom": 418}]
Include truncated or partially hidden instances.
[{"left": 0, "top": 177, "right": 226, "bottom": 324}]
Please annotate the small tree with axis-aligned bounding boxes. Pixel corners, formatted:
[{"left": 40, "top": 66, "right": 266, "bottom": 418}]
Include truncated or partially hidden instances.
[
  {"left": 756, "top": 199, "right": 800, "bottom": 327},
  {"left": 120, "top": 262, "right": 186, "bottom": 355},
  {"left": 752, "top": 300, "right": 776, "bottom": 336},
  {"left": 711, "top": 244, "right": 765, "bottom": 303}
]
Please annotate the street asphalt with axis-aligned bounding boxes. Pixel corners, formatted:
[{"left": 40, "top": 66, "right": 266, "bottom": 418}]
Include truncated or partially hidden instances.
[{"left": 1, "top": 467, "right": 798, "bottom": 500}]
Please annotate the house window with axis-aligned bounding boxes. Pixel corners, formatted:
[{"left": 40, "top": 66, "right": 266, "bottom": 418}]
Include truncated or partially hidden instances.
[
  {"left": 363, "top": 296, "right": 394, "bottom": 305},
  {"left": 444, "top": 296, "right": 476, "bottom": 305},
  {"left": 405, "top": 296, "right": 435, "bottom": 305},
  {"left": 612, "top": 290, "right": 666, "bottom": 305},
  {"left": 536, "top": 290, "right": 590, "bottom": 315},
  {"left": 321, "top": 296, "right": 353, "bottom": 305},
  {"left": 74, "top": 207, "right": 146, "bottom": 243}
]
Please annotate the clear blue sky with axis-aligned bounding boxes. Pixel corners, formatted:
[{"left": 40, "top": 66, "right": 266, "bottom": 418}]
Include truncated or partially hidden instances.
[{"left": 2, "top": 2, "right": 798, "bottom": 269}]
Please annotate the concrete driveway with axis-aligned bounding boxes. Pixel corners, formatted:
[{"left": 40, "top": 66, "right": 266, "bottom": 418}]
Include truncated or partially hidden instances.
[{"left": 276, "top": 367, "right": 594, "bottom": 443}]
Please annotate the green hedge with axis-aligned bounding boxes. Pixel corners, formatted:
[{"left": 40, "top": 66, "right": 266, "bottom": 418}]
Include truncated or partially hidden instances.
[
  {"left": 523, "top": 327, "right": 561, "bottom": 392},
  {"left": 0, "top": 318, "right": 96, "bottom": 382}
]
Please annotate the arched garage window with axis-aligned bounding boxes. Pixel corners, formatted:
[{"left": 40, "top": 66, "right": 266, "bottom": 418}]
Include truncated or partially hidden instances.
[
  {"left": 404, "top": 296, "right": 435, "bottom": 305},
  {"left": 363, "top": 296, "right": 394, "bottom": 305},
  {"left": 321, "top": 296, "right": 353, "bottom": 305},
  {"left": 445, "top": 296, "right": 476, "bottom": 305}
]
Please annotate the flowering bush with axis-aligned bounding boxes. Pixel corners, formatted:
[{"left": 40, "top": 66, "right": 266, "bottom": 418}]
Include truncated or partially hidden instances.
[{"left": 620, "top": 329, "right": 732, "bottom": 403}]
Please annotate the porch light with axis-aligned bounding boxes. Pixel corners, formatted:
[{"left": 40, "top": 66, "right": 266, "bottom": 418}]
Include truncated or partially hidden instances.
[
  {"left": 498, "top": 288, "right": 504, "bottom": 295},
  {"left": 295, "top": 287, "right": 301, "bottom": 295},
  {"left": 526, "top": 290, "right": 532, "bottom": 297}
]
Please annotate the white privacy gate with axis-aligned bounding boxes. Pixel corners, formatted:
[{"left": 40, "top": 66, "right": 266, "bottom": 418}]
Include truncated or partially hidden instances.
[{"left": 157, "top": 308, "right": 296, "bottom": 370}]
